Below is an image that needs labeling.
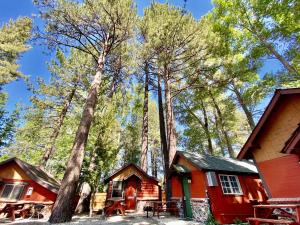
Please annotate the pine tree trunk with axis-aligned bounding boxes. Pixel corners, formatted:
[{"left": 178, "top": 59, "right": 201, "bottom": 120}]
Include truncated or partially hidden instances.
[
  {"left": 140, "top": 62, "right": 149, "bottom": 172},
  {"left": 49, "top": 53, "right": 105, "bottom": 223},
  {"left": 186, "top": 105, "right": 213, "bottom": 155},
  {"left": 209, "top": 92, "right": 235, "bottom": 158},
  {"left": 42, "top": 78, "right": 79, "bottom": 168},
  {"left": 213, "top": 112, "right": 226, "bottom": 156},
  {"left": 231, "top": 84, "right": 255, "bottom": 130},
  {"left": 151, "top": 146, "right": 158, "bottom": 178},
  {"left": 199, "top": 99, "right": 213, "bottom": 154},
  {"left": 157, "top": 75, "right": 170, "bottom": 200},
  {"left": 164, "top": 77, "right": 176, "bottom": 164}
]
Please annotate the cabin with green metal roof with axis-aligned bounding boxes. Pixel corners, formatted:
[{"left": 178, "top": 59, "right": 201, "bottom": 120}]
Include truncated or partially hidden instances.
[{"left": 169, "top": 151, "right": 267, "bottom": 224}]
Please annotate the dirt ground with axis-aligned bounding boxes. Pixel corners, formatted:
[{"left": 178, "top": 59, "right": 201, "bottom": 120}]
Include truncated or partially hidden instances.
[{"left": 2, "top": 213, "right": 202, "bottom": 225}]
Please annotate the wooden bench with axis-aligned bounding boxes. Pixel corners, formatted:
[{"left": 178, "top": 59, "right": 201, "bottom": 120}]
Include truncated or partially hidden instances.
[
  {"left": 247, "top": 204, "right": 300, "bottom": 225},
  {"left": 248, "top": 217, "right": 296, "bottom": 224}
]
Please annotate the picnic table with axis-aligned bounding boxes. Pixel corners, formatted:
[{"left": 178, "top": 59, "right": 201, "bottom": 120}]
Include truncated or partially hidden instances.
[
  {"left": 104, "top": 199, "right": 125, "bottom": 216},
  {"left": 247, "top": 203, "right": 300, "bottom": 225},
  {"left": 150, "top": 201, "right": 179, "bottom": 218},
  {"left": 0, "top": 200, "right": 54, "bottom": 221}
]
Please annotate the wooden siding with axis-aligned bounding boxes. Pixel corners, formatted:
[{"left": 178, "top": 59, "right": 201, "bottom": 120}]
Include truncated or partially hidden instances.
[
  {"left": 173, "top": 156, "right": 207, "bottom": 198},
  {"left": 111, "top": 166, "right": 147, "bottom": 181},
  {"left": 252, "top": 95, "right": 300, "bottom": 162},
  {"left": 170, "top": 155, "right": 267, "bottom": 224},
  {"left": 257, "top": 154, "right": 300, "bottom": 198},
  {"left": 92, "top": 193, "right": 107, "bottom": 211},
  {"left": 0, "top": 162, "right": 57, "bottom": 202},
  {"left": 0, "top": 162, "right": 30, "bottom": 180},
  {"left": 208, "top": 173, "right": 267, "bottom": 224},
  {"left": 106, "top": 164, "right": 159, "bottom": 202}
]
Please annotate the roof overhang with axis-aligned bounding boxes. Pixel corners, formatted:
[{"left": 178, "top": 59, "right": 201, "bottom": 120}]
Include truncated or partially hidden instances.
[
  {"left": 237, "top": 88, "right": 300, "bottom": 160},
  {"left": 104, "top": 163, "right": 159, "bottom": 184}
]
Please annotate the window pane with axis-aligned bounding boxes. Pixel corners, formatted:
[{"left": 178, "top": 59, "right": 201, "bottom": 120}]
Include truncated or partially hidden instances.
[
  {"left": 10, "top": 185, "right": 24, "bottom": 200},
  {"left": 1, "top": 184, "right": 14, "bottom": 198},
  {"left": 112, "top": 181, "right": 123, "bottom": 197}
]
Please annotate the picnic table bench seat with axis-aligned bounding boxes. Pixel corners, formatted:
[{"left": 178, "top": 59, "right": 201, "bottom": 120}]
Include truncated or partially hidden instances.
[{"left": 247, "top": 204, "right": 300, "bottom": 225}]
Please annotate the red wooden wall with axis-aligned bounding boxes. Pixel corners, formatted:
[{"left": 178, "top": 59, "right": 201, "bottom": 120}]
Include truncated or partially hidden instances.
[
  {"left": 170, "top": 157, "right": 267, "bottom": 224},
  {"left": 257, "top": 154, "right": 300, "bottom": 199},
  {"left": 0, "top": 162, "right": 57, "bottom": 202}
]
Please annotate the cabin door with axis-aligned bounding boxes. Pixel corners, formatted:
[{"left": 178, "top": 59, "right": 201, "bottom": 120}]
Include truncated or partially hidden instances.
[
  {"left": 124, "top": 176, "right": 138, "bottom": 210},
  {"left": 182, "top": 176, "right": 193, "bottom": 218}
]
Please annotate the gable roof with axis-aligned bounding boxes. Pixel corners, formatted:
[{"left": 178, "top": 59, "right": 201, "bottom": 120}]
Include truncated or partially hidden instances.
[
  {"left": 175, "top": 151, "right": 258, "bottom": 174},
  {"left": 0, "top": 157, "right": 60, "bottom": 194},
  {"left": 104, "top": 163, "right": 159, "bottom": 183},
  {"left": 237, "top": 88, "right": 300, "bottom": 159}
]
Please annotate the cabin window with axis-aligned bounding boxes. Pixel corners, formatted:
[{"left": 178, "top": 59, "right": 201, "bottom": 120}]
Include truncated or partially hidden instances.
[
  {"left": 112, "top": 181, "right": 123, "bottom": 198},
  {"left": 219, "top": 175, "right": 242, "bottom": 195},
  {"left": 0, "top": 183, "right": 25, "bottom": 200}
]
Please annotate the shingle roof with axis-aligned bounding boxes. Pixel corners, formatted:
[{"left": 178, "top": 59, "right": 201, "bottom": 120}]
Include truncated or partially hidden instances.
[
  {"left": 177, "top": 151, "right": 258, "bottom": 174},
  {"left": 0, "top": 157, "right": 60, "bottom": 193}
]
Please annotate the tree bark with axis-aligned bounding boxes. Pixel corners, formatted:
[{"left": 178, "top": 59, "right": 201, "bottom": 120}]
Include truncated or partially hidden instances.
[
  {"left": 185, "top": 105, "right": 213, "bottom": 155},
  {"left": 49, "top": 52, "right": 106, "bottom": 223},
  {"left": 140, "top": 62, "right": 149, "bottom": 172},
  {"left": 41, "top": 77, "right": 79, "bottom": 168},
  {"left": 213, "top": 111, "right": 226, "bottom": 156},
  {"left": 209, "top": 92, "right": 235, "bottom": 158},
  {"left": 199, "top": 99, "right": 213, "bottom": 155},
  {"left": 231, "top": 83, "right": 255, "bottom": 130},
  {"left": 151, "top": 146, "right": 158, "bottom": 178},
  {"left": 157, "top": 75, "right": 170, "bottom": 201},
  {"left": 164, "top": 77, "right": 176, "bottom": 164}
]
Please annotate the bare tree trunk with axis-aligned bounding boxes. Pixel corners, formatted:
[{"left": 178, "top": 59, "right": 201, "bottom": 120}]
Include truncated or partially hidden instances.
[
  {"left": 151, "top": 146, "right": 158, "bottom": 178},
  {"left": 42, "top": 78, "right": 79, "bottom": 168},
  {"left": 157, "top": 75, "right": 170, "bottom": 201},
  {"left": 49, "top": 52, "right": 106, "bottom": 223},
  {"left": 199, "top": 99, "right": 213, "bottom": 155},
  {"left": 164, "top": 77, "right": 176, "bottom": 164},
  {"left": 209, "top": 92, "right": 235, "bottom": 158},
  {"left": 231, "top": 83, "right": 255, "bottom": 130},
  {"left": 213, "top": 111, "right": 226, "bottom": 156},
  {"left": 185, "top": 105, "right": 213, "bottom": 155},
  {"left": 140, "top": 62, "right": 149, "bottom": 172}
]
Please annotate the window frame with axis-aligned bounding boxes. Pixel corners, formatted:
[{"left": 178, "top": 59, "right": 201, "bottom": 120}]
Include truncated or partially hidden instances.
[
  {"left": 218, "top": 174, "right": 243, "bottom": 195},
  {"left": 111, "top": 180, "right": 123, "bottom": 198},
  {"left": 0, "top": 183, "right": 26, "bottom": 200}
]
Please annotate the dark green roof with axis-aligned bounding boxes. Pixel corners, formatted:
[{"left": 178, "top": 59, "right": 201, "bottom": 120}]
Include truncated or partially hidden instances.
[{"left": 177, "top": 151, "right": 257, "bottom": 174}]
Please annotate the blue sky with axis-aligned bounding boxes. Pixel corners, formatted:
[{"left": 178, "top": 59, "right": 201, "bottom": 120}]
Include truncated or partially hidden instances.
[{"left": 1, "top": 0, "right": 282, "bottom": 113}]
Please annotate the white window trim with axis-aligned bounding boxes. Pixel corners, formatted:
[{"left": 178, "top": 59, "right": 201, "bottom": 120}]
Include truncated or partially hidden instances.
[
  {"left": 0, "top": 183, "right": 26, "bottom": 200},
  {"left": 218, "top": 174, "right": 243, "bottom": 195}
]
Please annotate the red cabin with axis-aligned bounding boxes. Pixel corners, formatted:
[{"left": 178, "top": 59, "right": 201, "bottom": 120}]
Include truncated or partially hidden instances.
[
  {"left": 104, "top": 163, "right": 161, "bottom": 212},
  {"left": 0, "top": 157, "right": 59, "bottom": 203},
  {"left": 237, "top": 88, "right": 300, "bottom": 223},
  {"left": 170, "top": 151, "right": 267, "bottom": 224}
]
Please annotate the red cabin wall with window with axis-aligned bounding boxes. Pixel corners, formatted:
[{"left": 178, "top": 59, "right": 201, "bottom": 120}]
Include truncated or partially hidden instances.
[
  {"left": 207, "top": 172, "right": 267, "bottom": 224},
  {"left": 170, "top": 156, "right": 267, "bottom": 224},
  {"left": 0, "top": 161, "right": 57, "bottom": 202},
  {"left": 106, "top": 165, "right": 160, "bottom": 204}
]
